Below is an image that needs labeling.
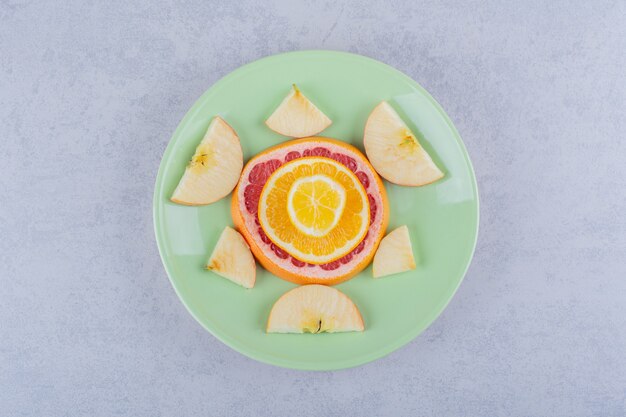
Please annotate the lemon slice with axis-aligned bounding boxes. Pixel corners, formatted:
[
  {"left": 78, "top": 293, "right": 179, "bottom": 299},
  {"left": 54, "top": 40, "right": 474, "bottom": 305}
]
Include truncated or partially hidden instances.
[
  {"left": 287, "top": 174, "right": 346, "bottom": 237},
  {"left": 258, "top": 157, "right": 369, "bottom": 264}
]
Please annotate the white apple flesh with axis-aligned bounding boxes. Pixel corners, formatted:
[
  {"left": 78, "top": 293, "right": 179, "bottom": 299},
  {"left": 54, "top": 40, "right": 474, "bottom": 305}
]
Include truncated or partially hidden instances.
[
  {"left": 206, "top": 227, "right": 256, "bottom": 289},
  {"left": 364, "top": 101, "right": 443, "bottom": 186},
  {"left": 265, "top": 84, "right": 332, "bottom": 137},
  {"left": 373, "top": 225, "right": 416, "bottom": 278},
  {"left": 171, "top": 116, "right": 243, "bottom": 205},
  {"left": 266, "top": 285, "right": 364, "bottom": 333}
]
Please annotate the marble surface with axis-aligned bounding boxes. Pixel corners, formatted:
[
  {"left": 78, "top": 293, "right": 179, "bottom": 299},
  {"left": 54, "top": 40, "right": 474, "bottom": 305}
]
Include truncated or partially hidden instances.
[{"left": 1, "top": 1, "right": 625, "bottom": 415}]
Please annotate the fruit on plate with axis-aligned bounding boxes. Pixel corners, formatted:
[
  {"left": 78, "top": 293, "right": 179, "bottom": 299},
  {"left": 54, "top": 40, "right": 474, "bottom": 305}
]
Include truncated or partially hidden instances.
[
  {"left": 265, "top": 84, "right": 332, "bottom": 137},
  {"left": 266, "top": 285, "right": 364, "bottom": 333},
  {"left": 257, "top": 156, "right": 370, "bottom": 264},
  {"left": 373, "top": 225, "right": 416, "bottom": 278},
  {"left": 206, "top": 226, "right": 256, "bottom": 288},
  {"left": 232, "top": 137, "right": 389, "bottom": 286},
  {"left": 171, "top": 116, "right": 243, "bottom": 205},
  {"left": 363, "top": 101, "right": 444, "bottom": 186}
]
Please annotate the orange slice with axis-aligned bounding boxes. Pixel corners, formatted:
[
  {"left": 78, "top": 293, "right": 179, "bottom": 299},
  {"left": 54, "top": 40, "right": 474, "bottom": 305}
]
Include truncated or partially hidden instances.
[
  {"left": 258, "top": 157, "right": 370, "bottom": 265},
  {"left": 232, "top": 137, "right": 389, "bottom": 286}
]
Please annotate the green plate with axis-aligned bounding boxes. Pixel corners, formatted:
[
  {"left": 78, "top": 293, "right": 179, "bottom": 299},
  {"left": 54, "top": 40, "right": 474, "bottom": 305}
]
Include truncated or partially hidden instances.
[{"left": 153, "top": 50, "right": 478, "bottom": 370}]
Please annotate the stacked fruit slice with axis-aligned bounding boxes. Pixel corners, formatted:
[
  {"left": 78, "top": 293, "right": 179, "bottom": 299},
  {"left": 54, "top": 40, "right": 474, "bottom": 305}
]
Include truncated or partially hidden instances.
[
  {"left": 258, "top": 156, "right": 370, "bottom": 264},
  {"left": 232, "top": 137, "right": 389, "bottom": 286}
]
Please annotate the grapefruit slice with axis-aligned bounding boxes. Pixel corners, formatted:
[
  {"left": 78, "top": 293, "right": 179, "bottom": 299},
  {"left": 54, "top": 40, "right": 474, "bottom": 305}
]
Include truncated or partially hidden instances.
[
  {"left": 258, "top": 157, "right": 370, "bottom": 264},
  {"left": 171, "top": 116, "right": 243, "bottom": 205},
  {"left": 206, "top": 227, "right": 256, "bottom": 288},
  {"left": 232, "top": 137, "right": 389, "bottom": 286},
  {"left": 364, "top": 101, "right": 444, "bottom": 186},
  {"left": 265, "top": 84, "right": 332, "bottom": 137},
  {"left": 267, "top": 285, "right": 364, "bottom": 333},
  {"left": 373, "top": 225, "right": 416, "bottom": 278}
]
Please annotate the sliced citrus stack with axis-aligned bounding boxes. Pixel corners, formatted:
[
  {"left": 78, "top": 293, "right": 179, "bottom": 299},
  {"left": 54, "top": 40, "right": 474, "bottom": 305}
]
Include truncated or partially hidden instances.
[
  {"left": 232, "top": 137, "right": 389, "bottom": 285},
  {"left": 258, "top": 157, "right": 370, "bottom": 265}
]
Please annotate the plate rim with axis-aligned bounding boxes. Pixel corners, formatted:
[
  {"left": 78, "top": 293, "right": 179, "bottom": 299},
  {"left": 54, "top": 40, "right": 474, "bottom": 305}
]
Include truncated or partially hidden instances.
[{"left": 153, "top": 49, "right": 480, "bottom": 370}]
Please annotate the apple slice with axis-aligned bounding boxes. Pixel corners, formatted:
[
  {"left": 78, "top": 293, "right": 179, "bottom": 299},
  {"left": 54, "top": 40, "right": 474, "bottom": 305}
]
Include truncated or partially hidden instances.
[
  {"left": 171, "top": 116, "right": 243, "bottom": 205},
  {"left": 265, "top": 84, "right": 332, "bottom": 137},
  {"left": 206, "top": 226, "right": 256, "bottom": 288},
  {"left": 364, "top": 101, "right": 444, "bottom": 186},
  {"left": 267, "top": 285, "right": 364, "bottom": 333},
  {"left": 373, "top": 225, "right": 416, "bottom": 278}
]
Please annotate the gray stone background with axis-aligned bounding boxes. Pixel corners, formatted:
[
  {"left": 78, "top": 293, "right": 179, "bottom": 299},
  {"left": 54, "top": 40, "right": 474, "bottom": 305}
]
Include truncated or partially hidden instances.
[{"left": 1, "top": 0, "right": 625, "bottom": 416}]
